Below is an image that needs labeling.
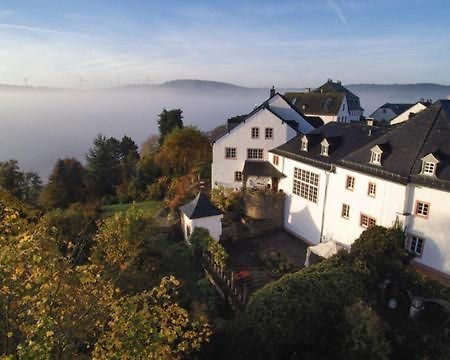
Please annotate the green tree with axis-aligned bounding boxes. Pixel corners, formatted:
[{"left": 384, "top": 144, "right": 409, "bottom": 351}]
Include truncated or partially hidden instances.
[
  {"left": 91, "top": 205, "right": 159, "bottom": 293},
  {"left": 86, "top": 135, "right": 122, "bottom": 198},
  {"left": 341, "top": 300, "right": 391, "bottom": 360},
  {"left": 0, "top": 160, "right": 42, "bottom": 204},
  {"left": 93, "top": 276, "right": 211, "bottom": 360},
  {"left": 155, "top": 127, "right": 211, "bottom": 176},
  {"left": 39, "top": 158, "right": 86, "bottom": 209},
  {"left": 158, "top": 108, "right": 183, "bottom": 144}
]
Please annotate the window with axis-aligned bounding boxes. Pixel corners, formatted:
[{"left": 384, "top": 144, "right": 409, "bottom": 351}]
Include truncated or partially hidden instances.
[
  {"left": 300, "top": 136, "right": 308, "bottom": 152},
  {"left": 265, "top": 128, "right": 273, "bottom": 139},
  {"left": 408, "top": 235, "right": 425, "bottom": 256},
  {"left": 321, "top": 144, "right": 329, "bottom": 156},
  {"left": 251, "top": 127, "right": 259, "bottom": 139},
  {"left": 346, "top": 176, "right": 355, "bottom": 190},
  {"left": 225, "top": 147, "right": 236, "bottom": 159},
  {"left": 368, "top": 182, "right": 376, "bottom": 197},
  {"left": 415, "top": 201, "right": 430, "bottom": 218},
  {"left": 272, "top": 155, "right": 279, "bottom": 166},
  {"left": 422, "top": 162, "right": 436, "bottom": 176},
  {"left": 360, "top": 213, "right": 376, "bottom": 229},
  {"left": 234, "top": 171, "right": 243, "bottom": 182},
  {"left": 247, "top": 148, "right": 263, "bottom": 160},
  {"left": 341, "top": 204, "right": 350, "bottom": 219},
  {"left": 293, "top": 167, "right": 320, "bottom": 203},
  {"left": 370, "top": 151, "right": 382, "bottom": 165}
]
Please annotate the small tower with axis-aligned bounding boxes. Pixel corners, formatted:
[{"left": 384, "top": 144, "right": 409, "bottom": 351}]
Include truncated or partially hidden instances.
[{"left": 179, "top": 192, "right": 223, "bottom": 243}]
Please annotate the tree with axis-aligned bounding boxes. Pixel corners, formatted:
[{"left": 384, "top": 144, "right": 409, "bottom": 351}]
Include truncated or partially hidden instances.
[
  {"left": 91, "top": 205, "right": 159, "bottom": 293},
  {"left": 158, "top": 108, "right": 183, "bottom": 144},
  {"left": 155, "top": 127, "right": 211, "bottom": 176},
  {"left": 39, "top": 158, "right": 86, "bottom": 209},
  {"left": 140, "top": 134, "right": 160, "bottom": 158},
  {"left": 92, "top": 276, "right": 211, "bottom": 359},
  {"left": 86, "top": 135, "right": 122, "bottom": 198},
  {"left": 0, "top": 160, "right": 42, "bottom": 205}
]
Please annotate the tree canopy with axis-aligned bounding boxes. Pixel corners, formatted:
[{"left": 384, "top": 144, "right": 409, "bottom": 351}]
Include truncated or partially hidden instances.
[{"left": 158, "top": 108, "right": 183, "bottom": 144}]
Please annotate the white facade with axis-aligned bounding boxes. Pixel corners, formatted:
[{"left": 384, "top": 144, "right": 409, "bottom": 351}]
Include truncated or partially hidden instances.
[
  {"left": 370, "top": 107, "right": 398, "bottom": 123},
  {"left": 390, "top": 103, "right": 428, "bottom": 125},
  {"left": 181, "top": 213, "right": 223, "bottom": 242},
  {"left": 305, "top": 96, "right": 350, "bottom": 124},
  {"left": 274, "top": 151, "right": 450, "bottom": 277},
  {"left": 212, "top": 94, "right": 314, "bottom": 189}
]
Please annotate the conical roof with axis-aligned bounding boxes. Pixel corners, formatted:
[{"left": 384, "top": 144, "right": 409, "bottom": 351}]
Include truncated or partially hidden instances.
[{"left": 179, "top": 192, "right": 222, "bottom": 219}]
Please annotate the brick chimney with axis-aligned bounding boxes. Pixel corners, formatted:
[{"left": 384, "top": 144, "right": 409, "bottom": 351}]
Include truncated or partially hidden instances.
[{"left": 270, "top": 85, "right": 276, "bottom": 97}]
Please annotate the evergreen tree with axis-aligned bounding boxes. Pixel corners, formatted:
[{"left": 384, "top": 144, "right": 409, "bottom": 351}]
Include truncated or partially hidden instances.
[{"left": 157, "top": 108, "right": 183, "bottom": 144}]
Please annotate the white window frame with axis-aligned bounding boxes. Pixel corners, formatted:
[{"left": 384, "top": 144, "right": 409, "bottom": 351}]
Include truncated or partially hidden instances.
[
  {"left": 225, "top": 147, "right": 236, "bottom": 159},
  {"left": 408, "top": 235, "right": 425, "bottom": 257},
  {"left": 247, "top": 148, "right": 263, "bottom": 160},
  {"left": 251, "top": 127, "right": 259, "bottom": 139},
  {"left": 341, "top": 204, "right": 350, "bottom": 219},
  {"left": 293, "top": 167, "right": 320, "bottom": 203},
  {"left": 415, "top": 200, "right": 430, "bottom": 218},
  {"left": 422, "top": 161, "right": 436, "bottom": 176},
  {"left": 272, "top": 155, "right": 279, "bottom": 166},
  {"left": 320, "top": 144, "right": 329, "bottom": 157},
  {"left": 368, "top": 182, "right": 376, "bottom": 198},
  {"left": 346, "top": 176, "right": 355, "bottom": 191},
  {"left": 360, "top": 213, "right": 376, "bottom": 229},
  {"left": 265, "top": 127, "right": 274, "bottom": 139},
  {"left": 234, "top": 171, "right": 243, "bottom": 182},
  {"left": 370, "top": 151, "right": 382, "bottom": 165}
]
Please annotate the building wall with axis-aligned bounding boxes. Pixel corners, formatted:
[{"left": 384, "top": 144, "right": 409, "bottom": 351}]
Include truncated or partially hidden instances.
[
  {"left": 405, "top": 185, "right": 450, "bottom": 276},
  {"left": 323, "top": 167, "right": 406, "bottom": 246},
  {"left": 212, "top": 108, "right": 298, "bottom": 189},
  {"left": 277, "top": 156, "right": 329, "bottom": 245},
  {"left": 305, "top": 97, "right": 350, "bottom": 124},
  {"left": 390, "top": 103, "right": 427, "bottom": 125},
  {"left": 182, "top": 213, "right": 223, "bottom": 242},
  {"left": 370, "top": 107, "right": 397, "bottom": 122}
]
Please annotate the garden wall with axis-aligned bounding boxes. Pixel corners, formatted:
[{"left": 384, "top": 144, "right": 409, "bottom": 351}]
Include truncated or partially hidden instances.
[{"left": 243, "top": 190, "right": 285, "bottom": 227}]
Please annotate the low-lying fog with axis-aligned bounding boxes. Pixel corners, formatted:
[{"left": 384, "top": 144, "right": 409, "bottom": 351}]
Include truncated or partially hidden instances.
[
  {"left": 1, "top": 82, "right": 449, "bottom": 180},
  {"left": 0, "top": 88, "right": 265, "bottom": 179}
]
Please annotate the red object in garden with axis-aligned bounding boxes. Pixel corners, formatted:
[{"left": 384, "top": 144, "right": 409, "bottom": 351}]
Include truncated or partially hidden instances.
[{"left": 235, "top": 270, "right": 251, "bottom": 281}]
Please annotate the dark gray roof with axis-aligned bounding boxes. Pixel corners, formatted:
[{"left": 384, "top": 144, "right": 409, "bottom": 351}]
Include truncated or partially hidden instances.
[
  {"left": 242, "top": 160, "right": 286, "bottom": 178},
  {"left": 342, "top": 100, "right": 450, "bottom": 190},
  {"left": 211, "top": 92, "right": 319, "bottom": 143},
  {"left": 304, "top": 115, "right": 324, "bottom": 128},
  {"left": 270, "top": 122, "right": 391, "bottom": 170},
  {"left": 374, "top": 103, "right": 415, "bottom": 116},
  {"left": 314, "top": 80, "right": 363, "bottom": 111},
  {"left": 284, "top": 92, "right": 345, "bottom": 116},
  {"left": 179, "top": 192, "right": 222, "bottom": 219}
]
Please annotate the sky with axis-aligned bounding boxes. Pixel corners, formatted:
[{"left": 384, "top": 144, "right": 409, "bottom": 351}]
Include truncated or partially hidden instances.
[{"left": 0, "top": 0, "right": 449, "bottom": 88}]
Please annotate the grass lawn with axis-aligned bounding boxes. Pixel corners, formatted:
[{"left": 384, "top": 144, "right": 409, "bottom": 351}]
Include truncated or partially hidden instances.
[{"left": 100, "top": 200, "right": 162, "bottom": 218}]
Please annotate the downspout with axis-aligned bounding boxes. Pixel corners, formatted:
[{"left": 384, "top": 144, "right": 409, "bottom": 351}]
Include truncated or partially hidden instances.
[{"left": 319, "top": 167, "right": 332, "bottom": 243}]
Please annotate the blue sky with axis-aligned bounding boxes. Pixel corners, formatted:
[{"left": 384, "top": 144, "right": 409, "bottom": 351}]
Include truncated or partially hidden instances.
[{"left": 0, "top": 0, "right": 449, "bottom": 88}]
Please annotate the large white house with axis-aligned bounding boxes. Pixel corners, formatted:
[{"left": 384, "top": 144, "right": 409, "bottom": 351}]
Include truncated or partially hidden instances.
[
  {"left": 270, "top": 100, "right": 450, "bottom": 279},
  {"left": 211, "top": 90, "right": 317, "bottom": 190},
  {"left": 285, "top": 79, "right": 364, "bottom": 124}
]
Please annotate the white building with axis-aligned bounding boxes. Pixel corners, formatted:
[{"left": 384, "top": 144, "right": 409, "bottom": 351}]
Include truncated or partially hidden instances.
[
  {"left": 269, "top": 100, "right": 450, "bottom": 279},
  {"left": 179, "top": 192, "right": 223, "bottom": 242},
  {"left": 285, "top": 79, "right": 364, "bottom": 124},
  {"left": 211, "top": 90, "right": 317, "bottom": 190},
  {"left": 390, "top": 101, "right": 431, "bottom": 125}
]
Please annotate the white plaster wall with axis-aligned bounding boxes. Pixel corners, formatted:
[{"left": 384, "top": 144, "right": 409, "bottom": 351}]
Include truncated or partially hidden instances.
[
  {"left": 277, "top": 157, "right": 328, "bottom": 245},
  {"left": 192, "top": 215, "right": 223, "bottom": 241},
  {"left": 182, "top": 213, "right": 223, "bottom": 242},
  {"left": 305, "top": 97, "right": 350, "bottom": 124},
  {"left": 390, "top": 103, "right": 427, "bottom": 125},
  {"left": 212, "top": 108, "right": 297, "bottom": 189},
  {"left": 323, "top": 167, "right": 406, "bottom": 246},
  {"left": 405, "top": 185, "right": 450, "bottom": 276},
  {"left": 370, "top": 107, "right": 397, "bottom": 122}
]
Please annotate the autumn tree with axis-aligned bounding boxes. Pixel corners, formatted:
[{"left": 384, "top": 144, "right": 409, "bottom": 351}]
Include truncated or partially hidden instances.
[
  {"left": 91, "top": 205, "right": 159, "bottom": 293},
  {"left": 39, "top": 158, "right": 86, "bottom": 209},
  {"left": 155, "top": 127, "right": 211, "bottom": 176},
  {"left": 158, "top": 108, "right": 183, "bottom": 144},
  {"left": 93, "top": 276, "right": 211, "bottom": 359}
]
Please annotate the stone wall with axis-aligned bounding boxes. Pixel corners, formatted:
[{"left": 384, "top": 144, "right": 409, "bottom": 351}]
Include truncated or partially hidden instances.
[{"left": 243, "top": 190, "right": 285, "bottom": 227}]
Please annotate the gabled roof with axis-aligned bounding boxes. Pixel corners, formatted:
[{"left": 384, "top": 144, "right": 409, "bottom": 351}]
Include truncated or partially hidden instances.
[
  {"left": 313, "top": 80, "right": 363, "bottom": 111},
  {"left": 372, "top": 103, "right": 415, "bottom": 116},
  {"left": 211, "top": 92, "right": 318, "bottom": 143},
  {"left": 242, "top": 160, "right": 286, "bottom": 178},
  {"left": 284, "top": 92, "right": 345, "bottom": 116},
  {"left": 179, "top": 192, "right": 222, "bottom": 219},
  {"left": 270, "top": 122, "right": 391, "bottom": 170},
  {"left": 342, "top": 100, "right": 450, "bottom": 190}
]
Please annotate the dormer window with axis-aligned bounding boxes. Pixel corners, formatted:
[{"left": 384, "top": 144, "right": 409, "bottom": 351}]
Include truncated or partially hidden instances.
[
  {"left": 421, "top": 153, "right": 439, "bottom": 176},
  {"left": 369, "top": 145, "right": 383, "bottom": 165},
  {"left": 300, "top": 136, "right": 308, "bottom": 152},
  {"left": 320, "top": 139, "right": 329, "bottom": 157}
]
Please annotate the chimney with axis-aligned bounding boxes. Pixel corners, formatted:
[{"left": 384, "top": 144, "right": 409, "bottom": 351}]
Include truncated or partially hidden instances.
[
  {"left": 337, "top": 80, "right": 342, "bottom": 85},
  {"left": 270, "top": 85, "right": 276, "bottom": 97},
  {"left": 367, "top": 118, "right": 374, "bottom": 136},
  {"left": 327, "top": 78, "right": 332, "bottom": 83}
]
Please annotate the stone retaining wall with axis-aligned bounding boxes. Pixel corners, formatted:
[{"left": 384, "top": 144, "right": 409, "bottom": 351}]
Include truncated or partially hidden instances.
[{"left": 243, "top": 190, "right": 285, "bottom": 227}]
